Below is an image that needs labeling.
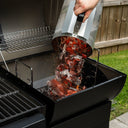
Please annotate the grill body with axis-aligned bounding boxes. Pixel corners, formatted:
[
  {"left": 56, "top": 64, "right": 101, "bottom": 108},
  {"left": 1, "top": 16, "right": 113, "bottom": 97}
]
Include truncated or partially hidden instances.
[
  {"left": 51, "top": 101, "right": 111, "bottom": 128},
  {"left": 0, "top": 58, "right": 126, "bottom": 128}
]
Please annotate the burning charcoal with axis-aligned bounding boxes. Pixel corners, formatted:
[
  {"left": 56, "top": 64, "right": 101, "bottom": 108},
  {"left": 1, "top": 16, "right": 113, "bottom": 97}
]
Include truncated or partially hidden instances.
[
  {"left": 47, "top": 79, "right": 66, "bottom": 98},
  {"left": 56, "top": 64, "right": 65, "bottom": 71},
  {"left": 82, "top": 86, "right": 86, "bottom": 90},
  {"left": 55, "top": 70, "right": 61, "bottom": 81},
  {"left": 73, "top": 55, "right": 82, "bottom": 61},
  {"left": 59, "top": 44, "right": 67, "bottom": 60},
  {"left": 76, "top": 60, "right": 85, "bottom": 73},
  {"left": 74, "top": 76, "right": 82, "bottom": 86},
  {"left": 46, "top": 37, "right": 88, "bottom": 100},
  {"left": 66, "top": 89, "right": 77, "bottom": 96}
]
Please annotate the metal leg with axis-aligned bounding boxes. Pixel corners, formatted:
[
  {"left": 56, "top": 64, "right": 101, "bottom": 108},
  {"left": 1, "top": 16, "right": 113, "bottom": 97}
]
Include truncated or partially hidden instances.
[{"left": 94, "top": 48, "right": 100, "bottom": 85}]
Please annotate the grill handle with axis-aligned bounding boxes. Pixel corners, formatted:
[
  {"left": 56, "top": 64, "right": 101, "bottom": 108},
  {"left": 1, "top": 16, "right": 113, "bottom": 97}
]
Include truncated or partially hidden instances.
[{"left": 77, "top": 12, "right": 85, "bottom": 22}]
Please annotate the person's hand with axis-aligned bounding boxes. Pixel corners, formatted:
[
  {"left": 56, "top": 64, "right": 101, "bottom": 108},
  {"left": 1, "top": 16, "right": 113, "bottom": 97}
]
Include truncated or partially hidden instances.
[{"left": 74, "top": 0, "right": 99, "bottom": 22}]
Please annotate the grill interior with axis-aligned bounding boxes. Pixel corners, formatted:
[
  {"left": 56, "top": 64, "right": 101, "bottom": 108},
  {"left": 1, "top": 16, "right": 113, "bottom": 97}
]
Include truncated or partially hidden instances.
[
  {"left": 0, "top": 77, "right": 43, "bottom": 126},
  {"left": 36, "top": 59, "right": 108, "bottom": 100}
]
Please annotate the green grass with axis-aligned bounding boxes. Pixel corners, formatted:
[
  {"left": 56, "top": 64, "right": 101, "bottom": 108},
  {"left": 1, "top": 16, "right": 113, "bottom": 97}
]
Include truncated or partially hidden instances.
[{"left": 94, "top": 50, "right": 128, "bottom": 120}]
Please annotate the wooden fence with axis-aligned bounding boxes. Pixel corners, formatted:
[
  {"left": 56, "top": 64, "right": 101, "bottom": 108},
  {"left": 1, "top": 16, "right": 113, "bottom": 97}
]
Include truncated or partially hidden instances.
[{"left": 92, "top": 0, "right": 128, "bottom": 57}]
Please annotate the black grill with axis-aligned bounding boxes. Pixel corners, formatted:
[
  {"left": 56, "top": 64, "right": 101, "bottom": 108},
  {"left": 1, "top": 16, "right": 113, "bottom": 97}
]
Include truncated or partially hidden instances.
[{"left": 0, "top": 58, "right": 126, "bottom": 128}]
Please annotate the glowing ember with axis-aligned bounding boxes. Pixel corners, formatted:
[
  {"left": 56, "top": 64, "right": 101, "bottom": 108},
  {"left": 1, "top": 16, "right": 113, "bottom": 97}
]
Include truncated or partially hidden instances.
[{"left": 46, "top": 37, "right": 91, "bottom": 100}]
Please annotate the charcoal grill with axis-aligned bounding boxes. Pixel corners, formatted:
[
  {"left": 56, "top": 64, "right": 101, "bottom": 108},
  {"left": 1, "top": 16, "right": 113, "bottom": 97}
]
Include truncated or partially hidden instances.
[
  {"left": 0, "top": 56, "right": 126, "bottom": 128},
  {"left": 0, "top": 0, "right": 127, "bottom": 128}
]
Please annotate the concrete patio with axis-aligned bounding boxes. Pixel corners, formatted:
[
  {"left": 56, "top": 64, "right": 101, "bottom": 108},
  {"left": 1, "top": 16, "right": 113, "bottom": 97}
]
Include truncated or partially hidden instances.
[{"left": 109, "top": 112, "right": 128, "bottom": 128}]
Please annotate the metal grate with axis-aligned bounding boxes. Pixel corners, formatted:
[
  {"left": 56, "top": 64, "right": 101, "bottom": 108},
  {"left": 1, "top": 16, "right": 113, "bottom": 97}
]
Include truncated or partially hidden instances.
[
  {"left": 0, "top": 26, "right": 53, "bottom": 52},
  {"left": 0, "top": 78, "right": 42, "bottom": 125}
]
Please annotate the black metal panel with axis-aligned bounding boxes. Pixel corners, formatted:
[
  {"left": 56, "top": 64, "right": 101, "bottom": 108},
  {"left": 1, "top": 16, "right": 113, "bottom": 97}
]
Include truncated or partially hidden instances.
[
  {"left": 51, "top": 101, "right": 111, "bottom": 128},
  {"left": 1, "top": 113, "right": 45, "bottom": 128},
  {"left": 43, "top": 0, "right": 64, "bottom": 28}
]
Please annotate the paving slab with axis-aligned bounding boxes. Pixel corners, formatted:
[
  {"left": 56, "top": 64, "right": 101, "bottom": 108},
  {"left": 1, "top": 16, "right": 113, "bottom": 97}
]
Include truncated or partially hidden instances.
[
  {"left": 109, "top": 119, "right": 128, "bottom": 128},
  {"left": 117, "top": 112, "right": 128, "bottom": 126}
]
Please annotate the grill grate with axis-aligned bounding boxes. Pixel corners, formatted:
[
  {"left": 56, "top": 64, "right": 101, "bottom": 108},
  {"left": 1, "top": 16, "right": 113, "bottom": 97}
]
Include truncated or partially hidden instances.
[
  {"left": 0, "top": 78, "right": 43, "bottom": 125},
  {"left": 0, "top": 80, "right": 19, "bottom": 98},
  {"left": 0, "top": 26, "right": 54, "bottom": 52}
]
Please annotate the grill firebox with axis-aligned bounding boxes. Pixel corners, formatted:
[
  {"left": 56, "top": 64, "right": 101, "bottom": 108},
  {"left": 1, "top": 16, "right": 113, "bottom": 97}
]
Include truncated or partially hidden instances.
[
  {"left": 35, "top": 58, "right": 126, "bottom": 125},
  {"left": 0, "top": 56, "right": 126, "bottom": 128}
]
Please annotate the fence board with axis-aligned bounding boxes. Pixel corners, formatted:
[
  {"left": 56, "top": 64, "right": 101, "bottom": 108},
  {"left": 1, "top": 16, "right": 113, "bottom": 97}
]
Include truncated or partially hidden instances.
[
  {"left": 95, "top": 15, "right": 102, "bottom": 42},
  {"left": 118, "top": 44, "right": 128, "bottom": 51},
  {"left": 107, "top": 7, "right": 114, "bottom": 40},
  {"left": 100, "top": 47, "right": 112, "bottom": 55},
  {"left": 111, "top": 6, "right": 122, "bottom": 55},
  {"left": 113, "top": 6, "right": 122, "bottom": 39},
  {"left": 120, "top": 6, "right": 128, "bottom": 38},
  {"left": 103, "top": 0, "right": 128, "bottom": 6},
  {"left": 90, "top": 49, "right": 97, "bottom": 58},
  {"left": 111, "top": 46, "right": 118, "bottom": 53},
  {"left": 120, "top": 0, "right": 128, "bottom": 5},
  {"left": 95, "top": 37, "right": 128, "bottom": 48},
  {"left": 103, "top": 0, "right": 121, "bottom": 7},
  {"left": 100, "top": 7, "right": 110, "bottom": 41},
  {"left": 126, "top": 9, "right": 128, "bottom": 38}
]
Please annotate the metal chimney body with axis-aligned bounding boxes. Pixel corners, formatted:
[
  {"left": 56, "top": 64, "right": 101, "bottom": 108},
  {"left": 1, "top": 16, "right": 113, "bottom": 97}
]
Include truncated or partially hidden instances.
[{"left": 52, "top": 0, "right": 103, "bottom": 56}]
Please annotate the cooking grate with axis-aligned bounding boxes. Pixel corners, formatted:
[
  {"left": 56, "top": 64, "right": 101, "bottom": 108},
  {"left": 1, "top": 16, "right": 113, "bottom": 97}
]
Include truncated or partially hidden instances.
[
  {"left": 0, "top": 26, "right": 53, "bottom": 52},
  {"left": 0, "top": 78, "right": 43, "bottom": 125}
]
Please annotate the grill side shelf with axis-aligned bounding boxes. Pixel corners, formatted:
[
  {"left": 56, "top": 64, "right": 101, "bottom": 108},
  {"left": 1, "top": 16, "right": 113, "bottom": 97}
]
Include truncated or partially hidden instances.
[{"left": 0, "top": 77, "right": 45, "bottom": 126}]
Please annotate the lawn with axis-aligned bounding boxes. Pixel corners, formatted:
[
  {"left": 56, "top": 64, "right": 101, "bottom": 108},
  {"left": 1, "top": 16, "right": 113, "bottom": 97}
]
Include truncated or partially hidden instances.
[{"left": 94, "top": 50, "right": 128, "bottom": 120}]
